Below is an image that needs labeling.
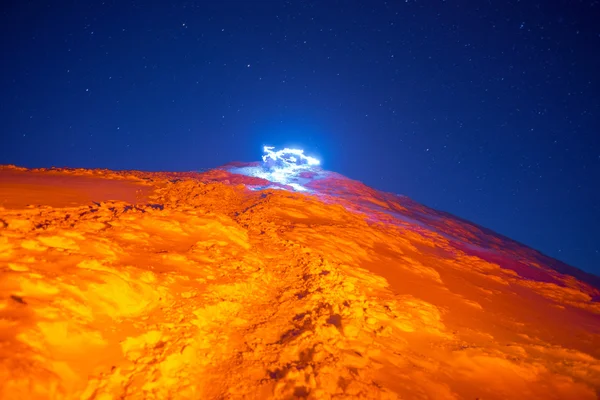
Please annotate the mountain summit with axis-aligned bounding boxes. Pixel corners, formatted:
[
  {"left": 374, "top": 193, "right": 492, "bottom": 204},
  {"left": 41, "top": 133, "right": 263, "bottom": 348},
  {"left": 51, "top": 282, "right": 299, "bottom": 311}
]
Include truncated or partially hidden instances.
[{"left": 0, "top": 158, "right": 599, "bottom": 399}]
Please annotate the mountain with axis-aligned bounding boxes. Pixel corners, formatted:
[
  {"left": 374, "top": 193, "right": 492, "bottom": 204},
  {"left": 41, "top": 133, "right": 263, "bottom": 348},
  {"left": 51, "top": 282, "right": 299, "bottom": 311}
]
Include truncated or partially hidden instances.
[{"left": 0, "top": 161, "right": 599, "bottom": 400}]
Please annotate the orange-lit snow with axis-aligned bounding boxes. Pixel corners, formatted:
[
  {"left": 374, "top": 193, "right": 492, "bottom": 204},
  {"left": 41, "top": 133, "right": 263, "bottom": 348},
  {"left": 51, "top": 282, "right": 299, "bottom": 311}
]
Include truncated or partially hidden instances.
[{"left": 0, "top": 164, "right": 599, "bottom": 399}]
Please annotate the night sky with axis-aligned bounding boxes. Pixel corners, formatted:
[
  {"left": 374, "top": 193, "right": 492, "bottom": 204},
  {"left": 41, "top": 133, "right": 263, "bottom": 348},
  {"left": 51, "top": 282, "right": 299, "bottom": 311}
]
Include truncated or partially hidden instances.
[{"left": 1, "top": 1, "right": 599, "bottom": 274}]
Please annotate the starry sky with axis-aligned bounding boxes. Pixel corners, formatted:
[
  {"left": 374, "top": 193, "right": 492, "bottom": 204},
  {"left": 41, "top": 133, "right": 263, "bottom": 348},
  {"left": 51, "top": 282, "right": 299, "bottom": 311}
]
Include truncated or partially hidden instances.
[{"left": 1, "top": 0, "right": 599, "bottom": 274}]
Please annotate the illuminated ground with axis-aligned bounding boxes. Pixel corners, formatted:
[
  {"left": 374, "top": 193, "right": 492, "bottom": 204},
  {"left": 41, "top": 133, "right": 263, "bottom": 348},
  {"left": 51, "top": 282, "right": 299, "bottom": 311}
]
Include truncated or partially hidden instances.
[{"left": 0, "top": 164, "right": 599, "bottom": 399}]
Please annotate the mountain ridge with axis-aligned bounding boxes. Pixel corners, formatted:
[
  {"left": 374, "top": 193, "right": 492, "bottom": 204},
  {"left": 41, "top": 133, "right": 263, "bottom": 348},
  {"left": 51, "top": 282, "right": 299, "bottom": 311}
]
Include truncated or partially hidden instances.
[{"left": 1, "top": 163, "right": 599, "bottom": 399}]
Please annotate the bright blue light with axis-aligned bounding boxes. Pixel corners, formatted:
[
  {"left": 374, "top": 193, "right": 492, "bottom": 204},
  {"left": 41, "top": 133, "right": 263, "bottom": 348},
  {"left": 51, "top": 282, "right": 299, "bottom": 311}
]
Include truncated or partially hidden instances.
[{"left": 262, "top": 146, "right": 320, "bottom": 166}]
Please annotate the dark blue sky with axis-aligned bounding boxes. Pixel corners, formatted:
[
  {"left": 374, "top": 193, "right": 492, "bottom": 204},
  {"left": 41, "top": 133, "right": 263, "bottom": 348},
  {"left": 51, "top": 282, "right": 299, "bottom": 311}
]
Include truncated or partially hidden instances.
[{"left": 1, "top": 0, "right": 599, "bottom": 274}]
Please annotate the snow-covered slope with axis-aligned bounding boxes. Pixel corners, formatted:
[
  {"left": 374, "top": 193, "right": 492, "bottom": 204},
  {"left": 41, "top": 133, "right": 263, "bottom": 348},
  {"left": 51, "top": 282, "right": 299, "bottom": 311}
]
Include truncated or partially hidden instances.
[{"left": 0, "top": 163, "right": 599, "bottom": 399}]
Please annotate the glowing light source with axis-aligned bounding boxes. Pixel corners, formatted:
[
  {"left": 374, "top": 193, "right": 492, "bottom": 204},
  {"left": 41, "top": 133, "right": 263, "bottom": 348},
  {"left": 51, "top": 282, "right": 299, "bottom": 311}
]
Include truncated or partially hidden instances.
[
  {"left": 262, "top": 146, "right": 320, "bottom": 167},
  {"left": 231, "top": 146, "right": 320, "bottom": 192},
  {"left": 224, "top": 146, "right": 321, "bottom": 192}
]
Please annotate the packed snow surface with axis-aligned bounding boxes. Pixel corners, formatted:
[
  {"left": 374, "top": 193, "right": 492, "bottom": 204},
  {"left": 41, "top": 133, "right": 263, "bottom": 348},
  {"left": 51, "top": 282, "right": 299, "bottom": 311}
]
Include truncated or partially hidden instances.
[{"left": 0, "top": 163, "right": 599, "bottom": 399}]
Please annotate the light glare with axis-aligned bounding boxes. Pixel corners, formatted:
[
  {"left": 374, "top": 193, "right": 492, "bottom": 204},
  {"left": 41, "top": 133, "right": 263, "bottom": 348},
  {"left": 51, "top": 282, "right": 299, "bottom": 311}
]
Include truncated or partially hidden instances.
[
  {"left": 243, "top": 146, "right": 321, "bottom": 191},
  {"left": 262, "top": 146, "right": 320, "bottom": 166}
]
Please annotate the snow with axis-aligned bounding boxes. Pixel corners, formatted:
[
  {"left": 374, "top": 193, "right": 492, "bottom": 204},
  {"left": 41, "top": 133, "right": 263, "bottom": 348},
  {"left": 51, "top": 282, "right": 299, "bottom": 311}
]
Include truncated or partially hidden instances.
[{"left": 0, "top": 164, "right": 599, "bottom": 399}]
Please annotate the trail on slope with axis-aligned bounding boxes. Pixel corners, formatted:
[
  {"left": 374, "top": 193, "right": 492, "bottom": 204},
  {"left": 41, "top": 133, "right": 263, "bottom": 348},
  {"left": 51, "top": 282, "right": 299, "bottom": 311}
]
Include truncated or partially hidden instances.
[
  {"left": 1, "top": 174, "right": 599, "bottom": 399},
  {"left": 0, "top": 179, "right": 422, "bottom": 399}
]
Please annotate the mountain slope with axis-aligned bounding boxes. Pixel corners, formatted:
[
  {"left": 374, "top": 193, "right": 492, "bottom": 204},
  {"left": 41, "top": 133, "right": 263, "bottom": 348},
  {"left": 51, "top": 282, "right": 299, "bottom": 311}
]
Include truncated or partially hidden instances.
[{"left": 0, "top": 164, "right": 599, "bottom": 399}]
